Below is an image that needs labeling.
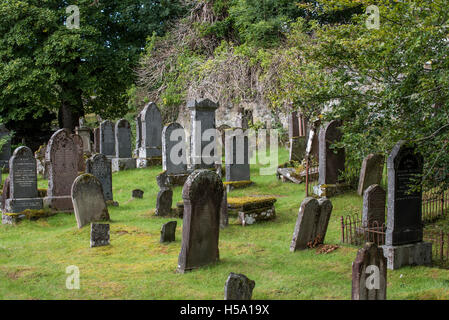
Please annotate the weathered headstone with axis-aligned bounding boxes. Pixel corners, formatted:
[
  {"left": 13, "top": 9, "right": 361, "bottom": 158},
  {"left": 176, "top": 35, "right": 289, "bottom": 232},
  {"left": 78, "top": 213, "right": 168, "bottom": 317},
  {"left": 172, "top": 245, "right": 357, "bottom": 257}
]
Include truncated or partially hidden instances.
[
  {"left": 288, "top": 111, "right": 299, "bottom": 140},
  {"left": 0, "top": 124, "right": 11, "bottom": 170},
  {"left": 177, "top": 170, "right": 224, "bottom": 273},
  {"left": 90, "top": 223, "right": 110, "bottom": 247},
  {"left": 86, "top": 154, "right": 113, "bottom": 202},
  {"left": 188, "top": 99, "right": 219, "bottom": 170},
  {"left": 43, "top": 129, "right": 78, "bottom": 212},
  {"left": 318, "top": 120, "right": 345, "bottom": 185},
  {"left": 75, "top": 126, "right": 92, "bottom": 154},
  {"left": 99, "top": 120, "right": 115, "bottom": 157},
  {"left": 5, "top": 147, "right": 43, "bottom": 213},
  {"left": 138, "top": 102, "right": 162, "bottom": 159},
  {"left": 362, "top": 184, "right": 386, "bottom": 228},
  {"left": 290, "top": 197, "right": 333, "bottom": 251},
  {"left": 160, "top": 221, "right": 177, "bottom": 243},
  {"left": 132, "top": 189, "right": 144, "bottom": 199},
  {"left": 352, "top": 242, "right": 387, "bottom": 300},
  {"left": 72, "top": 174, "right": 110, "bottom": 229},
  {"left": 383, "top": 141, "right": 432, "bottom": 269},
  {"left": 162, "top": 123, "right": 187, "bottom": 175},
  {"left": 93, "top": 127, "right": 100, "bottom": 154},
  {"left": 71, "top": 134, "right": 85, "bottom": 172},
  {"left": 220, "top": 188, "right": 228, "bottom": 229},
  {"left": 112, "top": 119, "right": 136, "bottom": 172},
  {"left": 224, "top": 273, "right": 255, "bottom": 300},
  {"left": 358, "top": 154, "right": 385, "bottom": 196},
  {"left": 156, "top": 188, "right": 173, "bottom": 216},
  {"left": 225, "top": 128, "right": 250, "bottom": 182}
]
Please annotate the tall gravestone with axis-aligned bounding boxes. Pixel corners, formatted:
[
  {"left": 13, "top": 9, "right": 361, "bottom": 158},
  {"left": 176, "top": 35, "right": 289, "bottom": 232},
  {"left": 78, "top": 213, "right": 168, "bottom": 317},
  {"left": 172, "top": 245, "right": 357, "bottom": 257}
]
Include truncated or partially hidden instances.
[
  {"left": 362, "top": 184, "right": 386, "bottom": 229},
  {"left": 72, "top": 174, "right": 110, "bottom": 229},
  {"left": 188, "top": 99, "right": 219, "bottom": 170},
  {"left": 352, "top": 242, "right": 387, "bottom": 300},
  {"left": 177, "top": 170, "right": 224, "bottom": 273},
  {"left": 225, "top": 128, "right": 250, "bottom": 182},
  {"left": 0, "top": 124, "right": 11, "bottom": 170},
  {"left": 137, "top": 102, "right": 162, "bottom": 164},
  {"left": 4, "top": 147, "right": 43, "bottom": 213},
  {"left": 290, "top": 197, "right": 333, "bottom": 251},
  {"left": 86, "top": 154, "right": 113, "bottom": 203},
  {"left": 112, "top": 119, "right": 136, "bottom": 172},
  {"left": 358, "top": 154, "right": 385, "bottom": 196},
  {"left": 318, "top": 120, "right": 345, "bottom": 185},
  {"left": 162, "top": 123, "right": 187, "bottom": 175},
  {"left": 43, "top": 129, "right": 78, "bottom": 212},
  {"left": 99, "top": 120, "right": 115, "bottom": 157},
  {"left": 382, "top": 141, "right": 432, "bottom": 269}
]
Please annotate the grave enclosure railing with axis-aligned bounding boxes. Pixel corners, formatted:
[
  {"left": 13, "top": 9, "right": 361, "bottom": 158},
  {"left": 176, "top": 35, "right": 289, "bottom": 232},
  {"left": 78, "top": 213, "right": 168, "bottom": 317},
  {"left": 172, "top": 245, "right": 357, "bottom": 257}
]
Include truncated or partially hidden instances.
[
  {"left": 305, "top": 159, "right": 319, "bottom": 197},
  {"left": 422, "top": 188, "right": 449, "bottom": 223}
]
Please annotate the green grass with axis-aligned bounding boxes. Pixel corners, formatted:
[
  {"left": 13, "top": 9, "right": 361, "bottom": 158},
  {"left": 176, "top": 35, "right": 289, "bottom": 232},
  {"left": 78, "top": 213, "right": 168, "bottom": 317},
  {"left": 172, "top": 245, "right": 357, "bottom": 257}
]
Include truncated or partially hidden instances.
[{"left": 0, "top": 148, "right": 449, "bottom": 300}]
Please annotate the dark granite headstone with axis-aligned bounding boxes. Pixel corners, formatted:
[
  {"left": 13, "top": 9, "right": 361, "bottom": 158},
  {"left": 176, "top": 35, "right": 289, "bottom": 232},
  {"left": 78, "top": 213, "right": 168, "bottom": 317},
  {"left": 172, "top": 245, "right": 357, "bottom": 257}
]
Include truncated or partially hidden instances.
[
  {"left": 318, "top": 120, "right": 345, "bottom": 185},
  {"left": 100, "top": 120, "right": 115, "bottom": 157},
  {"left": 358, "top": 154, "right": 385, "bottom": 196},
  {"left": 72, "top": 174, "right": 110, "bottom": 229},
  {"left": 160, "top": 221, "right": 177, "bottom": 243},
  {"left": 290, "top": 197, "right": 333, "bottom": 251},
  {"left": 90, "top": 223, "right": 110, "bottom": 247},
  {"left": 0, "top": 124, "right": 11, "bottom": 169},
  {"left": 225, "top": 128, "right": 250, "bottom": 182},
  {"left": 115, "top": 119, "right": 132, "bottom": 158},
  {"left": 139, "top": 102, "right": 162, "bottom": 158},
  {"left": 162, "top": 123, "right": 187, "bottom": 175},
  {"left": 362, "top": 184, "right": 386, "bottom": 228},
  {"left": 156, "top": 188, "right": 173, "bottom": 216},
  {"left": 86, "top": 154, "right": 113, "bottom": 202},
  {"left": 352, "top": 242, "right": 387, "bottom": 300},
  {"left": 177, "top": 170, "right": 224, "bottom": 273},
  {"left": 224, "top": 273, "right": 255, "bottom": 300},
  {"left": 132, "top": 189, "right": 144, "bottom": 199}
]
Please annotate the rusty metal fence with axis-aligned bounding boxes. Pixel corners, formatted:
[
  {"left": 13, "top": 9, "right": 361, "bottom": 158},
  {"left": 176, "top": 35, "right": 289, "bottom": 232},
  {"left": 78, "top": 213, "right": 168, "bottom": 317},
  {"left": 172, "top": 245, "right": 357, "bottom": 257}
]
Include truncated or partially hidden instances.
[
  {"left": 305, "top": 159, "right": 319, "bottom": 197},
  {"left": 422, "top": 188, "right": 449, "bottom": 222}
]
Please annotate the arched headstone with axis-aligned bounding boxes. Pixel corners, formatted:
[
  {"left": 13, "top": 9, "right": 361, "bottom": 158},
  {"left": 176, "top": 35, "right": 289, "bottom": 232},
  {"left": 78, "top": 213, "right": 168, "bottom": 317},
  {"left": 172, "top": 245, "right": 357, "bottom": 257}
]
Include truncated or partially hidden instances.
[
  {"left": 162, "top": 122, "right": 187, "bottom": 175},
  {"left": 86, "top": 153, "right": 113, "bottom": 202}
]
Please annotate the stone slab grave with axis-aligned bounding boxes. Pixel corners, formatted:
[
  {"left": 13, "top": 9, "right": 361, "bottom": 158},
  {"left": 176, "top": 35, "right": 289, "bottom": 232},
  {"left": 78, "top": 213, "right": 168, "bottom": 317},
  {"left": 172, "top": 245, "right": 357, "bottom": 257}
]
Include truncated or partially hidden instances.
[
  {"left": 100, "top": 120, "right": 115, "bottom": 158},
  {"left": 188, "top": 98, "right": 219, "bottom": 170},
  {"left": 358, "top": 153, "right": 385, "bottom": 196},
  {"left": 112, "top": 119, "right": 136, "bottom": 172},
  {"left": 162, "top": 122, "right": 189, "bottom": 186},
  {"left": 224, "top": 273, "right": 255, "bottom": 300},
  {"left": 0, "top": 124, "right": 11, "bottom": 170},
  {"left": 224, "top": 128, "right": 251, "bottom": 191},
  {"left": 136, "top": 102, "right": 163, "bottom": 168},
  {"left": 227, "top": 196, "right": 277, "bottom": 226},
  {"left": 160, "top": 221, "right": 177, "bottom": 243},
  {"left": 43, "top": 129, "right": 79, "bottom": 212},
  {"left": 315, "top": 120, "right": 346, "bottom": 197},
  {"left": 276, "top": 160, "right": 318, "bottom": 184},
  {"left": 155, "top": 171, "right": 173, "bottom": 217},
  {"left": 90, "top": 223, "right": 110, "bottom": 247},
  {"left": 290, "top": 197, "right": 333, "bottom": 251},
  {"left": 382, "top": 140, "right": 432, "bottom": 270},
  {"left": 352, "top": 242, "right": 387, "bottom": 300},
  {"left": 86, "top": 153, "right": 117, "bottom": 206},
  {"left": 72, "top": 174, "right": 110, "bottom": 229},
  {"left": 71, "top": 133, "right": 85, "bottom": 172},
  {"left": 177, "top": 170, "right": 224, "bottom": 273}
]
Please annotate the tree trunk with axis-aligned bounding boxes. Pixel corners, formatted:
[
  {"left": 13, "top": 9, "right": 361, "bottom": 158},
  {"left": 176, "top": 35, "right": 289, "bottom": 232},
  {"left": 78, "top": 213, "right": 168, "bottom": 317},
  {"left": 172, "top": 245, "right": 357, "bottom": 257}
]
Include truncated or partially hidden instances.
[{"left": 58, "top": 90, "right": 84, "bottom": 131}]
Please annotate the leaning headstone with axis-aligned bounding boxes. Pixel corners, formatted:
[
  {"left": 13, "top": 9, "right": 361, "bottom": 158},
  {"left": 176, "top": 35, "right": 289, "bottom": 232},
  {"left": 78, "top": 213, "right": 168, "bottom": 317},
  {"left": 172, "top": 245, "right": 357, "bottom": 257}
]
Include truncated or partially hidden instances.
[
  {"left": 352, "top": 242, "right": 387, "bottom": 300},
  {"left": 224, "top": 273, "right": 255, "bottom": 300},
  {"left": 99, "top": 120, "right": 115, "bottom": 157},
  {"left": 90, "top": 223, "right": 110, "bottom": 247},
  {"left": 160, "top": 221, "right": 177, "bottom": 243},
  {"left": 162, "top": 123, "right": 187, "bottom": 175},
  {"left": 112, "top": 119, "right": 136, "bottom": 172},
  {"left": 362, "top": 184, "right": 386, "bottom": 229},
  {"left": 71, "top": 134, "right": 85, "bottom": 172},
  {"left": 177, "top": 170, "right": 224, "bottom": 273},
  {"left": 85, "top": 154, "right": 113, "bottom": 203},
  {"left": 132, "top": 189, "right": 144, "bottom": 199},
  {"left": 43, "top": 129, "right": 78, "bottom": 212},
  {"left": 188, "top": 99, "right": 219, "bottom": 170},
  {"left": 0, "top": 124, "right": 11, "bottom": 170},
  {"left": 383, "top": 141, "right": 432, "bottom": 269},
  {"left": 290, "top": 197, "right": 333, "bottom": 251},
  {"left": 72, "top": 174, "right": 110, "bottom": 229},
  {"left": 358, "top": 154, "right": 385, "bottom": 196},
  {"left": 136, "top": 102, "right": 163, "bottom": 167},
  {"left": 225, "top": 128, "right": 250, "bottom": 183},
  {"left": 4, "top": 147, "right": 43, "bottom": 213}
]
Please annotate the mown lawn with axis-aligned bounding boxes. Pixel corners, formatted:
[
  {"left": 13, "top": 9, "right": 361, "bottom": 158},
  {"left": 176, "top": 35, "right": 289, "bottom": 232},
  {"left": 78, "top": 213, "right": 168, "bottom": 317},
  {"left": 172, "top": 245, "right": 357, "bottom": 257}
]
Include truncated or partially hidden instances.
[{"left": 0, "top": 147, "right": 448, "bottom": 300}]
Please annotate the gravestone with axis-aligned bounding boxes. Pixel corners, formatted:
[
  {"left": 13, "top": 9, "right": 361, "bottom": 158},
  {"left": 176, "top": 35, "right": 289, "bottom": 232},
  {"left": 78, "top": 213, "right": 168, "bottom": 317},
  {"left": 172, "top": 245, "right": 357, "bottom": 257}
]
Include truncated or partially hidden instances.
[
  {"left": 72, "top": 174, "right": 110, "bottom": 229},
  {"left": 352, "top": 242, "right": 387, "bottom": 300},
  {"left": 99, "top": 120, "right": 115, "bottom": 157},
  {"left": 224, "top": 273, "right": 255, "bottom": 300},
  {"left": 358, "top": 154, "right": 385, "bottom": 196},
  {"left": 383, "top": 141, "right": 432, "bottom": 269},
  {"left": 288, "top": 111, "right": 299, "bottom": 140},
  {"left": 362, "top": 184, "right": 386, "bottom": 229},
  {"left": 71, "top": 134, "right": 85, "bottom": 172},
  {"left": 177, "top": 170, "right": 224, "bottom": 273},
  {"left": 93, "top": 127, "right": 100, "bottom": 153},
  {"left": 162, "top": 123, "right": 187, "bottom": 175},
  {"left": 5, "top": 147, "right": 43, "bottom": 213},
  {"left": 160, "top": 221, "right": 177, "bottom": 243},
  {"left": 156, "top": 188, "right": 173, "bottom": 216},
  {"left": 75, "top": 125, "right": 92, "bottom": 154},
  {"left": 90, "top": 223, "right": 110, "bottom": 247},
  {"left": 0, "top": 124, "right": 11, "bottom": 169},
  {"left": 220, "top": 189, "right": 228, "bottom": 229},
  {"left": 135, "top": 113, "right": 142, "bottom": 157},
  {"left": 225, "top": 128, "right": 250, "bottom": 182},
  {"left": 290, "top": 197, "right": 333, "bottom": 251},
  {"left": 138, "top": 102, "right": 162, "bottom": 160},
  {"left": 132, "top": 189, "right": 144, "bottom": 199},
  {"left": 112, "top": 119, "right": 136, "bottom": 172},
  {"left": 188, "top": 99, "right": 219, "bottom": 170},
  {"left": 43, "top": 129, "right": 78, "bottom": 212},
  {"left": 86, "top": 154, "right": 113, "bottom": 202},
  {"left": 318, "top": 120, "right": 345, "bottom": 185}
]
